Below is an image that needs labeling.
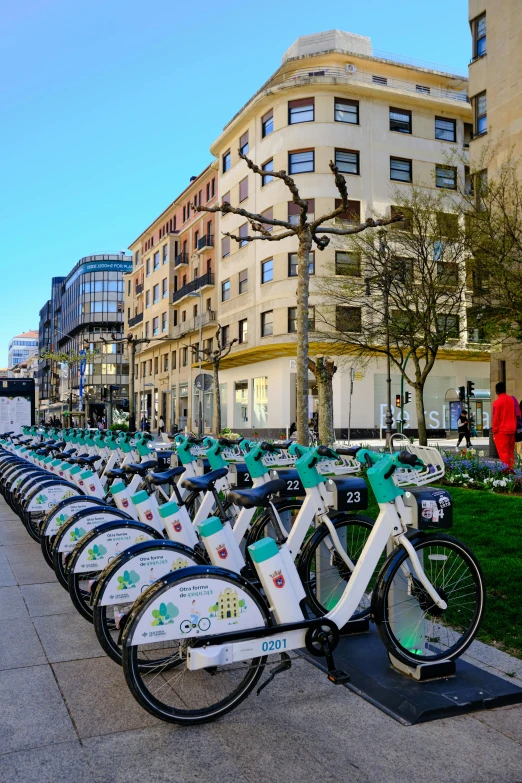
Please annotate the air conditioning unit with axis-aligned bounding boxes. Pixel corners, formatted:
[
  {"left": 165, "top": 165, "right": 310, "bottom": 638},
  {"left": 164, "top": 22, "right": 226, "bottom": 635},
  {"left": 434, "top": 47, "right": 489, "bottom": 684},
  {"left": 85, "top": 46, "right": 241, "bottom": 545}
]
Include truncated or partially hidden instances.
[{"left": 346, "top": 64, "right": 357, "bottom": 73}]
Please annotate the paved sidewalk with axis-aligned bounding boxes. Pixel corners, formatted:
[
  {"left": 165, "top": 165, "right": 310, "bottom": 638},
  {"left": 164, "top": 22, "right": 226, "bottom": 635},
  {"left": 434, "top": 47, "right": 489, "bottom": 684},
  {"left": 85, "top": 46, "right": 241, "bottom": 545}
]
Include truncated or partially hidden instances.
[{"left": 0, "top": 498, "right": 521, "bottom": 783}]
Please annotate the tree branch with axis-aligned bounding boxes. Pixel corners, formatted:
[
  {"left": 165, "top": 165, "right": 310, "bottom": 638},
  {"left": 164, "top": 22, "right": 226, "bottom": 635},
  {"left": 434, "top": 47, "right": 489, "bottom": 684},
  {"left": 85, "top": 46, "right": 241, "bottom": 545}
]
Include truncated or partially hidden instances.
[
  {"left": 223, "top": 230, "right": 295, "bottom": 243},
  {"left": 193, "top": 200, "right": 294, "bottom": 230},
  {"left": 238, "top": 150, "right": 308, "bottom": 212}
]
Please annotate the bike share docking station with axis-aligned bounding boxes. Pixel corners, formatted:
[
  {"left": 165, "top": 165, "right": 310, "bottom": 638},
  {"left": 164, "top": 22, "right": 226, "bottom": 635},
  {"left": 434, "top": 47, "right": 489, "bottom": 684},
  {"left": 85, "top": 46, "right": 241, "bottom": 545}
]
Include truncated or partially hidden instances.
[{"left": 301, "top": 486, "right": 522, "bottom": 726}]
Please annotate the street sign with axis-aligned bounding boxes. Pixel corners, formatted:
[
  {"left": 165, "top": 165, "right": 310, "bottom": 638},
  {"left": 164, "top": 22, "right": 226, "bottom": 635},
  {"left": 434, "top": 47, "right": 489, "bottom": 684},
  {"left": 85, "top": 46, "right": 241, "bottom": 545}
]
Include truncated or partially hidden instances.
[{"left": 194, "top": 374, "right": 213, "bottom": 391}]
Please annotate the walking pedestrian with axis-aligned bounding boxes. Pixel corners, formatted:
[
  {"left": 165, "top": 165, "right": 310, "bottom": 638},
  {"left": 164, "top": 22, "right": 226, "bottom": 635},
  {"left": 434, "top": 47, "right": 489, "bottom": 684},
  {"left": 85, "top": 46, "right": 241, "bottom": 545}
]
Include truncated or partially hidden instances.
[
  {"left": 492, "top": 382, "right": 519, "bottom": 469},
  {"left": 517, "top": 399, "right": 522, "bottom": 458},
  {"left": 158, "top": 416, "right": 165, "bottom": 435},
  {"left": 456, "top": 409, "right": 472, "bottom": 449}
]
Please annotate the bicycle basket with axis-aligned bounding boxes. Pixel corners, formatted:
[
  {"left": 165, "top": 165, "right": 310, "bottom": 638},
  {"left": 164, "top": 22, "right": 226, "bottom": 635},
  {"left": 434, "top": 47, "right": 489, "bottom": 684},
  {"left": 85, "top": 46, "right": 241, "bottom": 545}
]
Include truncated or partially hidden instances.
[
  {"left": 317, "top": 456, "right": 360, "bottom": 476},
  {"left": 393, "top": 444, "right": 445, "bottom": 487}
]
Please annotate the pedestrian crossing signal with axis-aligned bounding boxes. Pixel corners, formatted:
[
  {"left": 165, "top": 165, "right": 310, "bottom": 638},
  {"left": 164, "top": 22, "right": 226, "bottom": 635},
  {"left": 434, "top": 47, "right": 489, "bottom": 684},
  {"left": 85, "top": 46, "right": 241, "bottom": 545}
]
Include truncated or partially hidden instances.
[{"left": 395, "top": 394, "right": 402, "bottom": 408}]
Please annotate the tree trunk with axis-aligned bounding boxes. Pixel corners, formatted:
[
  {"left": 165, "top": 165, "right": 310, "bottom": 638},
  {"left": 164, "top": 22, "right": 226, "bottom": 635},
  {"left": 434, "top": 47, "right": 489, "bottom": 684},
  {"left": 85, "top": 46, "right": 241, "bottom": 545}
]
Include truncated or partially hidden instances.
[
  {"left": 212, "top": 360, "right": 221, "bottom": 435},
  {"left": 296, "top": 231, "right": 312, "bottom": 446},
  {"left": 414, "top": 384, "right": 428, "bottom": 446},
  {"left": 314, "top": 356, "right": 335, "bottom": 445}
]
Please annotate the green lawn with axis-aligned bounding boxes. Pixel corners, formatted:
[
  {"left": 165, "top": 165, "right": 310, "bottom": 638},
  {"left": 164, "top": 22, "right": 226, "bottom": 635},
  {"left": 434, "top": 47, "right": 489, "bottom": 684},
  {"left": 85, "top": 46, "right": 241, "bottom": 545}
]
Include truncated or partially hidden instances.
[{"left": 366, "top": 487, "right": 522, "bottom": 658}]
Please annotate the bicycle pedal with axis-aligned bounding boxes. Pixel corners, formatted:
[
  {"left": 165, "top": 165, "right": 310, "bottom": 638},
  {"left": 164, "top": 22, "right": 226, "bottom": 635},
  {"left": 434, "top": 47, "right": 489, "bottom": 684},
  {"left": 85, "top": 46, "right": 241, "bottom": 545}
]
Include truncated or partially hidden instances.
[{"left": 327, "top": 669, "right": 350, "bottom": 685}]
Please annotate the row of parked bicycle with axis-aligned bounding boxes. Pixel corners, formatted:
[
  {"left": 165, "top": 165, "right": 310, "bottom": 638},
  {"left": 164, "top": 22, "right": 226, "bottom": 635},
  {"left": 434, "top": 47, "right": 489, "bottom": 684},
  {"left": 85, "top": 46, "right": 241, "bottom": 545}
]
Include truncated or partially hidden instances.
[{"left": 0, "top": 425, "right": 485, "bottom": 724}]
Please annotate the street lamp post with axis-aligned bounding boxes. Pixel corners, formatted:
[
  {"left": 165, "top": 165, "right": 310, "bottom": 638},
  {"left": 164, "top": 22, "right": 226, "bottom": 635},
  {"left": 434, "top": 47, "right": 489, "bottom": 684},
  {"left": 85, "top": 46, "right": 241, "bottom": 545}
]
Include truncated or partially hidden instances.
[{"left": 188, "top": 291, "right": 203, "bottom": 437}]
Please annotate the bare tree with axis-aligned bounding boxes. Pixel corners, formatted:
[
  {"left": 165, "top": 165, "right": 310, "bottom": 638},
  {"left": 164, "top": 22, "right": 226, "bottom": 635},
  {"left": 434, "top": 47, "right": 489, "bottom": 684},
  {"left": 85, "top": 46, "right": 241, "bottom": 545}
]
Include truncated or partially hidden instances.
[
  {"left": 192, "top": 153, "right": 400, "bottom": 445},
  {"left": 189, "top": 325, "right": 237, "bottom": 435},
  {"left": 308, "top": 356, "right": 337, "bottom": 445},
  {"left": 314, "top": 187, "right": 469, "bottom": 445}
]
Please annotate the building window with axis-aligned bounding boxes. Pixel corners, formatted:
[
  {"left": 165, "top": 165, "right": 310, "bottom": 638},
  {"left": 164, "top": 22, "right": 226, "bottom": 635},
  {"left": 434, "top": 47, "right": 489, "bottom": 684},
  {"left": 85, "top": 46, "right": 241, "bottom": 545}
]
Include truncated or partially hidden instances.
[
  {"left": 262, "top": 109, "right": 273, "bottom": 137},
  {"left": 389, "top": 108, "right": 411, "bottom": 134},
  {"left": 473, "top": 13, "right": 486, "bottom": 59},
  {"left": 335, "top": 149, "right": 359, "bottom": 175},
  {"left": 206, "top": 182, "right": 210, "bottom": 202},
  {"left": 239, "top": 269, "right": 248, "bottom": 294},
  {"left": 222, "top": 236, "right": 230, "bottom": 258},
  {"left": 145, "top": 290, "right": 150, "bottom": 308},
  {"left": 335, "top": 251, "right": 361, "bottom": 276},
  {"left": 153, "top": 317, "right": 159, "bottom": 335},
  {"left": 390, "top": 157, "right": 412, "bottom": 183},
  {"left": 288, "top": 307, "right": 297, "bottom": 333},
  {"left": 288, "top": 98, "right": 314, "bottom": 124},
  {"left": 238, "top": 318, "right": 248, "bottom": 344},
  {"left": 162, "top": 312, "right": 167, "bottom": 332},
  {"left": 162, "top": 244, "right": 168, "bottom": 263},
  {"left": 145, "top": 321, "right": 150, "bottom": 338},
  {"left": 239, "top": 131, "right": 249, "bottom": 155},
  {"left": 335, "top": 199, "right": 361, "bottom": 223},
  {"left": 336, "top": 307, "right": 362, "bottom": 333},
  {"left": 334, "top": 97, "right": 358, "bottom": 124},
  {"left": 239, "top": 177, "right": 248, "bottom": 202},
  {"left": 437, "top": 262, "right": 459, "bottom": 287},
  {"left": 223, "top": 150, "right": 231, "bottom": 172},
  {"left": 435, "top": 117, "right": 456, "bottom": 142},
  {"left": 475, "top": 91, "right": 487, "bottom": 136},
  {"left": 153, "top": 251, "right": 159, "bottom": 270},
  {"left": 288, "top": 252, "right": 315, "bottom": 276},
  {"left": 182, "top": 347, "right": 188, "bottom": 366},
  {"left": 153, "top": 284, "right": 159, "bottom": 304},
  {"left": 261, "top": 159, "right": 273, "bottom": 186},
  {"left": 438, "top": 314, "right": 460, "bottom": 339},
  {"left": 436, "top": 165, "right": 457, "bottom": 189},
  {"left": 146, "top": 258, "right": 150, "bottom": 276},
  {"left": 288, "top": 199, "right": 314, "bottom": 224},
  {"left": 211, "top": 177, "right": 216, "bottom": 197},
  {"left": 171, "top": 350, "right": 177, "bottom": 369},
  {"left": 289, "top": 149, "right": 314, "bottom": 174},
  {"left": 261, "top": 207, "right": 273, "bottom": 232},
  {"left": 261, "top": 258, "right": 273, "bottom": 284},
  {"left": 221, "top": 325, "right": 229, "bottom": 346},
  {"left": 239, "top": 224, "right": 248, "bottom": 247},
  {"left": 163, "top": 353, "right": 168, "bottom": 371},
  {"left": 162, "top": 278, "right": 167, "bottom": 298},
  {"left": 261, "top": 311, "right": 273, "bottom": 337},
  {"left": 222, "top": 280, "right": 230, "bottom": 302},
  {"left": 135, "top": 250, "right": 141, "bottom": 267}
]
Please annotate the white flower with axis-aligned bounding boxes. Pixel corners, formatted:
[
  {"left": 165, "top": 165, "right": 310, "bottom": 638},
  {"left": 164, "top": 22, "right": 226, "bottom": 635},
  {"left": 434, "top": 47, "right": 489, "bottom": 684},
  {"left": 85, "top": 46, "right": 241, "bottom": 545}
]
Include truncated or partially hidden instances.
[
  {"left": 478, "top": 450, "right": 485, "bottom": 457},
  {"left": 469, "top": 478, "right": 474, "bottom": 483},
  {"left": 449, "top": 476, "right": 455, "bottom": 483}
]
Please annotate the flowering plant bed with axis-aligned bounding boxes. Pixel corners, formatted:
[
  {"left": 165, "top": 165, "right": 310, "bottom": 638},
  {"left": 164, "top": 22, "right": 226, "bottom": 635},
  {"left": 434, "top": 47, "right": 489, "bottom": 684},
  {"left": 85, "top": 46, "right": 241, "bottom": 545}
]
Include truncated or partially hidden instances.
[{"left": 440, "top": 449, "right": 522, "bottom": 493}]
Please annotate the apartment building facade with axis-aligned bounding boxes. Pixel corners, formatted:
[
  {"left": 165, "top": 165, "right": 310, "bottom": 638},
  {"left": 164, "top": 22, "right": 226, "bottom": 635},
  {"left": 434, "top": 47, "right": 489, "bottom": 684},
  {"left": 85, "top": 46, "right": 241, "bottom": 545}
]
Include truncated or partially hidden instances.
[
  {"left": 8, "top": 330, "right": 38, "bottom": 369},
  {"left": 208, "top": 30, "right": 490, "bottom": 437},
  {"left": 38, "top": 254, "right": 132, "bottom": 423},
  {"left": 126, "top": 165, "right": 218, "bottom": 431},
  {"left": 468, "top": 2, "right": 522, "bottom": 403}
]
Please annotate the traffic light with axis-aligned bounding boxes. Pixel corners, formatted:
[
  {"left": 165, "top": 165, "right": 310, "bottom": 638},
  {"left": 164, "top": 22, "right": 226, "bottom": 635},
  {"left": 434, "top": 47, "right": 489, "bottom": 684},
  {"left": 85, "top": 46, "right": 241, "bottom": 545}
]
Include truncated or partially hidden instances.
[
  {"left": 395, "top": 394, "right": 402, "bottom": 408},
  {"left": 467, "top": 380, "right": 475, "bottom": 398},
  {"left": 404, "top": 391, "right": 412, "bottom": 404},
  {"left": 458, "top": 386, "right": 466, "bottom": 402}
]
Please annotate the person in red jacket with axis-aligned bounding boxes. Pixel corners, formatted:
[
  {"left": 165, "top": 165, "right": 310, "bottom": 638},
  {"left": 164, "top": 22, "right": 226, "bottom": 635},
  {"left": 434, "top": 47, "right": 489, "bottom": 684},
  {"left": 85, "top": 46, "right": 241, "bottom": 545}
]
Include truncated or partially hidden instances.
[{"left": 492, "top": 382, "right": 519, "bottom": 468}]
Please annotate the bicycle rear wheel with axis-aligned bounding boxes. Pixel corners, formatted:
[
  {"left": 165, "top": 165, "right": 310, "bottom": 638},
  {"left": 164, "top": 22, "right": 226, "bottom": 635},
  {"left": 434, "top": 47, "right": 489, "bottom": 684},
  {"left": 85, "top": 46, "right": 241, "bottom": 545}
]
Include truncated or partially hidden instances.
[
  {"left": 122, "top": 569, "right": 269, "bottom": 724},
  {"left": 374, "top": 533, "right": 485, "bottom": 664}
]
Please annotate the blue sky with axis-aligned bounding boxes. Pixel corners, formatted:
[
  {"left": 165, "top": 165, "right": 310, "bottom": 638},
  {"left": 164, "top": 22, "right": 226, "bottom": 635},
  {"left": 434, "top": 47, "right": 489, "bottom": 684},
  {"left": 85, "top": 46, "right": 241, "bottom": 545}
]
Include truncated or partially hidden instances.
[{"left": 0, "top": 0, "right": 471, "bottom": 364}]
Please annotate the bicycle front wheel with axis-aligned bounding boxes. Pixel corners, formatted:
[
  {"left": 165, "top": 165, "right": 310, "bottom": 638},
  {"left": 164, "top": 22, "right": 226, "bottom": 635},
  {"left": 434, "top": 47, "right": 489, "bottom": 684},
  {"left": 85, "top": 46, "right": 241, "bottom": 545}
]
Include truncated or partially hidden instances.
[{"left": 374, "top": 533, "right": 485, "bottom": 665}]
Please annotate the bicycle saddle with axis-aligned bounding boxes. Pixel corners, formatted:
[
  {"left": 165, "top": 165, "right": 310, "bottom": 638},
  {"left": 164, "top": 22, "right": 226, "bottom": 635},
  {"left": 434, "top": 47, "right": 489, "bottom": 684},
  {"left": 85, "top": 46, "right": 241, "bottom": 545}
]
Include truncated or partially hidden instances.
[
  {"left": 122, "top": 460, "right": 158, "bottom": 476},
  {"left": 75, "top": 455, "right": 101, "bottom": 466},
  {"left": 147, "top": 466, "right": 186, "bottom": 486},
  {"left": 105, "top": 468, "right": 126, "bottom": 480},
  {"left": 181, "top": 467, "right": 228, "bottom": 492},
  {"left": 227, "top": 479, "right": 287, "bottom": 509}
]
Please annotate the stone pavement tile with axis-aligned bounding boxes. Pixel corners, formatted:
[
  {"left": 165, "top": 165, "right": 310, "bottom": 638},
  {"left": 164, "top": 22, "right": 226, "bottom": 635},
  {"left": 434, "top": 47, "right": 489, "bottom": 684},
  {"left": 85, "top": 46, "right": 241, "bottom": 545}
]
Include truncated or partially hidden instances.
[
  {"left": 462, "top": 637, "right": 522, "bottom": 681},
  {"left": 52, "top": 656, "right": 161, "bottom": 738},
  {"left": 0, "top": 563, "right": 16, "bottom": 587},
  {"left": 0, "top": 616, "right": 46, "bottom": 670},
  {"left": 3, "top": 541, "right": 43, "bottom": 564},
  {"left": 21, "top": 582, "right": 77, "bottom": 617},
  {"left": 0, "top": 586, "right": 28, "bottom": 619},
  {"left": 83, "top": 724, "right": 251, "bottom": 783},
  {"left": 0, "top": 665, "right": 76, "bottom": 754},
  {"left": 0, "top": 740, "right": 96, "bottom": 783},
  {"left": 0, "top": 527, "right": 33, "bottom": 546},
  {"left": 276, "top": 687, "right": 522, "bottom": 783},
  {"left": 33, "top": 611, "right": 106, "bottom": 663},
  {"left": 0, "top": 547, "right": 8, "bottom": 564},
  {"left": 9, "top": 558, "right": 58, "bottom": 585},
  {"left": 473, "top": 703, "right": 522, "bottom": 744}
]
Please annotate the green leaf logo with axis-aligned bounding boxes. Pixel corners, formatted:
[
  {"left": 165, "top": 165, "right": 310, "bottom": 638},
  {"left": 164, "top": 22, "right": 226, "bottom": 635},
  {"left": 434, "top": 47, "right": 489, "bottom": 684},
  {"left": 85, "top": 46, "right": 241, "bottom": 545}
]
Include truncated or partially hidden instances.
[{"left": 151, "top": 600, "right": 179, "bottom": 625}]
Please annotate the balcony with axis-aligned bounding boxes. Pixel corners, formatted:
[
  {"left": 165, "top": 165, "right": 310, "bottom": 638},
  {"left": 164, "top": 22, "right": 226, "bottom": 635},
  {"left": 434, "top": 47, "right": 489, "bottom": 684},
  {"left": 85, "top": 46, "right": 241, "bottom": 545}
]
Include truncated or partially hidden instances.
[
  {"left": 135, "top": 283, "right": 144, "bottom": 295},
  {"left": 197, "top": 234, "right": 214, "bottom": 253},
  {"left": 267, "top": 65, "right": 469, "bottom": 104},
  {"left": 171, "top": 310, "right": 217, "bottom": 340},
  {"left": 172, "top": 272, "right": 215, "bottom": 304},
  {"left": 175, "top": 252, "right": 189, "bottom": 267},
  {"left": 128, "top": 312, "right": 144, "bottom": 327}
]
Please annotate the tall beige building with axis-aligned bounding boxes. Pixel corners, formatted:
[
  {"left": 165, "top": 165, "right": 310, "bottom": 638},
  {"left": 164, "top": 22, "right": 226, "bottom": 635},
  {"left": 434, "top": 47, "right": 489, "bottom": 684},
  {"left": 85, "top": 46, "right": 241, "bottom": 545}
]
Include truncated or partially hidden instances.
[
  {"left": 468, "top": 2, "right": 522, "bottom": 398},
  {"left": 209, "top": 31, "right": 489, "bottom": 438}
]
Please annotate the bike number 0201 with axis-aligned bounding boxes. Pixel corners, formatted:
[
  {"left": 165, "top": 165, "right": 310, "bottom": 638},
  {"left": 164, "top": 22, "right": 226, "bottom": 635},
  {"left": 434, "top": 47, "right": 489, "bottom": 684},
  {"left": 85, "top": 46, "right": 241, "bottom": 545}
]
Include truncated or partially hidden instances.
[{"left": 261, "top": 638, "right": 287, "bottom": 652}]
